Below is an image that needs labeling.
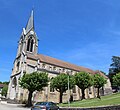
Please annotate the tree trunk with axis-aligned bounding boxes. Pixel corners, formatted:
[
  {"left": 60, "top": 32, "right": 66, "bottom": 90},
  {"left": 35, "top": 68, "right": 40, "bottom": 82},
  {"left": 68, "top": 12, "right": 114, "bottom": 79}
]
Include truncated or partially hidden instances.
[
  {"left": 70, "top": 95, "right": 73, "bottom": 102},
  {"left": 27, "top": 91, "right": 33, "bottom": 107},
  {"left": 78, "top": 88, "right": 81, "bottom": 100},
  {"left": 97, "top": 88, "right": 101, "bottom": 99},
  {"left": 81, "top": 89, "right": 85, "bottom": 100},
  {"left": 59, "top": 92, "right": 63, "bottom": 103}
]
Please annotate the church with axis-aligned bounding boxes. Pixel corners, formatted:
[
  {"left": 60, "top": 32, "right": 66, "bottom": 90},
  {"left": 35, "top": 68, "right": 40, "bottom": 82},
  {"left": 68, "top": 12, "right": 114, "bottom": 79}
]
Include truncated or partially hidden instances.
[{"left": 7, "top": 11, "right": 112, "bottom": 103}]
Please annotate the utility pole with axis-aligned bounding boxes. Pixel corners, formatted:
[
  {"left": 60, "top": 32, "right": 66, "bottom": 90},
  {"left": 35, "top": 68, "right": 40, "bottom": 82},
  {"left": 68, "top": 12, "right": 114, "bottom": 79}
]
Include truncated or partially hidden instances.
[{"left": 68, "top": 72, "right": 70, "bottom": 108}]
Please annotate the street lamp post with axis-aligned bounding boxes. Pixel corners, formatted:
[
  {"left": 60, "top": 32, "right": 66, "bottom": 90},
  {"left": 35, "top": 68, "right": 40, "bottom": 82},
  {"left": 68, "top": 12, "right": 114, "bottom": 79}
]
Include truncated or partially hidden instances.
[{"left": 67, "top": 72, "right": 70, "bottom": 108}]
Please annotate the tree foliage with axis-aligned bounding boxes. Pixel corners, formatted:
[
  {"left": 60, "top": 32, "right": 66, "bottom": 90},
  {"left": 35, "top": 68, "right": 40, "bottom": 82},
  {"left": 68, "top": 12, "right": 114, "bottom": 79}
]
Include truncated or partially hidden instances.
[
  {"left": 0, "top": 81, "right": 9, "bottom": 85},
  {"left": 74, "top": 72, "right": 93, "bottom": 100},
  {"left": 100, "top": 71, "right": 106, "bottom": 75},
  {"left": 93, "top": 73, "right": 107, "bottom": 99},
  {"left": 50, "top": 73, "right": 75, "bottom": 103},
  {"left": 1, "top": 85, "right": 8, "bottom": 97},
  {"left": 109, "top": 56, "right": 120, "bottom": 86},
  {"left": 109, "top": 56, "right": 120, "bottom": 74},
  {"left": 112, "top": 73, "right": 120, "bottom": 91},
  {"left": 19, "top": 72, "right": 49, "bottom": 107},
  {"left": 2, "top": 81, "right": 9, "bottom": 85}
]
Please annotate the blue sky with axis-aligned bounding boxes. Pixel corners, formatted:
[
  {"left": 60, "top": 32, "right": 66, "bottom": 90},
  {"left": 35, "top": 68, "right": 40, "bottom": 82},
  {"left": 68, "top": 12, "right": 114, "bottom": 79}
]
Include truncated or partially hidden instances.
[{"left": 0, "top": 0, "right": 120, "bottom": 81}]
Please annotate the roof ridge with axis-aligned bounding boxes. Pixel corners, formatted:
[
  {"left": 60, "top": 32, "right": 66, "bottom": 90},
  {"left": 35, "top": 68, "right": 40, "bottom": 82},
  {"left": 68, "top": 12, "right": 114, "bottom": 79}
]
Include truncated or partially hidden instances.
[{"left": 37, "top": 54, "right": 95, "bottom": 73}]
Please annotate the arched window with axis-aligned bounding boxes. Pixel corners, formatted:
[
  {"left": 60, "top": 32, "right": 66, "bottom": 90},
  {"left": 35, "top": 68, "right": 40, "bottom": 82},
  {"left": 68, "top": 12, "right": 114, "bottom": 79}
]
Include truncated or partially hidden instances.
[
  {"left": 50, "top": 77, "right": 55, "bottom": 92},
  {"left": 27, "top": 36, "right": 34, "bottom": 52},
  {"left": 88, "top": 87, "right": 92, "bottom": 94},
  {"left": 12, "top": 77, "right": 17, "bottom": 88},
  {"left": 73, "top": 86, "right": 76, "bottom": 93}
]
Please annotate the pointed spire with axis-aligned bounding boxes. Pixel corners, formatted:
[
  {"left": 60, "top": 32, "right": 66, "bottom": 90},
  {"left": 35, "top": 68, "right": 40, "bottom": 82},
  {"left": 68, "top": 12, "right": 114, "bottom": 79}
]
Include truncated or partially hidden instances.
[{"left": 26, "top": 10, "right": 34, "bottom": 33}]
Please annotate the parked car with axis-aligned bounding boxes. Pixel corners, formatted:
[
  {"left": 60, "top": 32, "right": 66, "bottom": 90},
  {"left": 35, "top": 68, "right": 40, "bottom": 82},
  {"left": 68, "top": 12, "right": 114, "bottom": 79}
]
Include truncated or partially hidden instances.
[{"left": 31, "top": 102, "right": 59, "bottom": 110}]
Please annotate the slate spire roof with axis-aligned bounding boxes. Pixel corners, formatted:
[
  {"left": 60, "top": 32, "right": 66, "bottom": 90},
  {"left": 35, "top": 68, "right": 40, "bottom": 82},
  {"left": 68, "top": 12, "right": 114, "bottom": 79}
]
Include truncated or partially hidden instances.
[{"left": 26, "top": 10, "right": 34, "bottom": 33}]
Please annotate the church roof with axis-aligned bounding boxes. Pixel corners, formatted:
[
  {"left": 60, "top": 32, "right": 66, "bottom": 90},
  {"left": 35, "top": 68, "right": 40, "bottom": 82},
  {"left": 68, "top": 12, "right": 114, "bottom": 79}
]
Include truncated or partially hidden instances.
[
  {"left": 26, "top": 53, "right": 95, "bottom": 74},
  {"left": 38, "top": 54, "right": 95, "bottom": 73}
]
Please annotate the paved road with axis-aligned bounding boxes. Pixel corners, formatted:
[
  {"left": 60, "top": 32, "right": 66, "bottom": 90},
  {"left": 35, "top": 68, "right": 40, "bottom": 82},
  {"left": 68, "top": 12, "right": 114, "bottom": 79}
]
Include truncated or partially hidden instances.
[{"left": 0, "top": 102, "right": 30, "bottom": 110}]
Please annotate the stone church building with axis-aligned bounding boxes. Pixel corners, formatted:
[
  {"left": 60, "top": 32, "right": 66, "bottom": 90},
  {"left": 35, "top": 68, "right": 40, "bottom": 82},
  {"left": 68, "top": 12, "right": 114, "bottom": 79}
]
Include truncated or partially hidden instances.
[{"left": 7, "top": 11, "right": 112, "bottom": 103}]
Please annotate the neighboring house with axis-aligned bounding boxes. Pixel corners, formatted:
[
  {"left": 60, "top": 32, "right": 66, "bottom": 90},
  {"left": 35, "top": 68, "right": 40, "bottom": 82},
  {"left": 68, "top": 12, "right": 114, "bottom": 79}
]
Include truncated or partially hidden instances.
[
  {"left": 7, "top": 11, "right": 112, "bottom": 103},
  {"left": 0, "top": 84, "right": 5, "bottom": 98}
]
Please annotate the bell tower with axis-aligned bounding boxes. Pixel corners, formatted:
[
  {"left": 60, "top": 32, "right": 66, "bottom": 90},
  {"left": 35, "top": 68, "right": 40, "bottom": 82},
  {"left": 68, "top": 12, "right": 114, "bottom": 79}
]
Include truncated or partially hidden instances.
[
  {"left": 7, "top": 10, "right": 38, "bottom": 100},
  {"left": 17, "top": 10, "right": 38, "bottom": 57}
]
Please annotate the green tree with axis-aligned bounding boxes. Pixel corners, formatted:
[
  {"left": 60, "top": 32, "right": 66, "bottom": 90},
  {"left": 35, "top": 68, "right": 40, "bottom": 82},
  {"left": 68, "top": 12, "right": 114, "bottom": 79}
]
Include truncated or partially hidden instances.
[
  {"left": 93, "top": 74, "right": 107, "bottom": 99},
  {"left": 74, "top": 72, "right": 93, "bottom": 100},
  {"left": 112, "top": 73, "right": 120, "bottom": 92},
  {"left": 50, "top": 73, "right": 75, "bottom": 103},
  {"left": 19, "top": 72, "right": 49, "bottom": 107},
  {"left": 2, "top": 81, "right": 9, "bottom": 85},
  {"left": 109, "top": 56, "right": 120, "bottom": 86},
  {"left": 100, "top": 71, "right": 106, "bottom": 75},
  {"left": 110, "top": 56, "right": 120, "bottom": 73},
  {"left": 1, "top": 85, "right": 8, "bottom": 97}
]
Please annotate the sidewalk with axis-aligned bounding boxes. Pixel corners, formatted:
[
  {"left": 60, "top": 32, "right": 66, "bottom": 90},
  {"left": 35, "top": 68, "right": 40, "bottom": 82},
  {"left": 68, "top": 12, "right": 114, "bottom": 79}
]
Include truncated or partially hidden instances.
[
  {"left": 0, "top": 101, "right": 7, "bottom": 104},
  {"left": 0, "top": 101, "right": 26, "bottom": 107},
  {"left": 0, "top": 101, "right": 30, "bottom": 110}
]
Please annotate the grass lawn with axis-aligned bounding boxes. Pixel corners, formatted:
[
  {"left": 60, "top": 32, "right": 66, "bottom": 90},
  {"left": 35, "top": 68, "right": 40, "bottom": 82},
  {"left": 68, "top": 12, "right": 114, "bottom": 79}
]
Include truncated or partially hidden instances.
[{"left": 59, "top": 93, "right": 120, "bottom": 108}]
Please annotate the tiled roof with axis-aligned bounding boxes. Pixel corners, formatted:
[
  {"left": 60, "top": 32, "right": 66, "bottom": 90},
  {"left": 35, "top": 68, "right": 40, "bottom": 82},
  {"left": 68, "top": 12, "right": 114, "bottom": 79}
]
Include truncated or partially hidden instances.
[{"left": 27, "top": 53, "right": 95, "bottom": 74}]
